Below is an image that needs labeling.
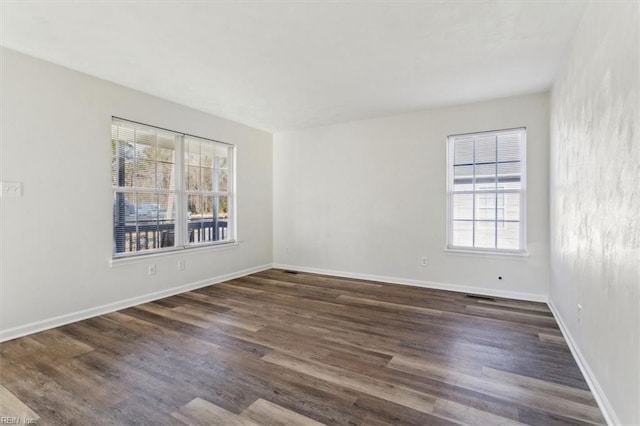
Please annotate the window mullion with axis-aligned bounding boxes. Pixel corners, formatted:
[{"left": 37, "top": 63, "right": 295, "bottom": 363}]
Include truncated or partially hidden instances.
[
  {"left": 175, "top": 134, "right": 186, "bottom": 247},
  {"left": 494, "top": 136, "right": 499, "bottom": 249},
  {"left": 228, "top": 145, "right": 235, "bottom": 241},
  {"left": 520, "top": 188, "right": 525, "bottom": 251},
  {"left": 520, "top": 132, "right": 527, "bottom": 252},
  {"left": 133, "top": 128, "right": 138, "bottom": 189},
  {"left": 211, "top": 158, "right": 219, "bottom": 242},
  {"left": 471, "top": 136, "right": 476, "bottom": 248}
]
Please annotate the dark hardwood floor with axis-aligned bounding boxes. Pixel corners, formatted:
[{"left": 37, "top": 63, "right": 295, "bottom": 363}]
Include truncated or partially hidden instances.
[{"left": 0, "top": 269, "right": 605, "bottom": 425}]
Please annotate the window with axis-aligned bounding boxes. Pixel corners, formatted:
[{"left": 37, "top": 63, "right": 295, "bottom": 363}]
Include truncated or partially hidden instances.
[
  {"left": 446, "top": 128, "right": 526, "bottom": 253},
  {"left": 111, "top": 118, "right": 234, "bottom": 257}
]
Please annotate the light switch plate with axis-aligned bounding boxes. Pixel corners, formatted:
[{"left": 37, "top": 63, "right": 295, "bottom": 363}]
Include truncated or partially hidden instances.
[{"left": 1, "top": 181, "right": 23, "bottom": 198}]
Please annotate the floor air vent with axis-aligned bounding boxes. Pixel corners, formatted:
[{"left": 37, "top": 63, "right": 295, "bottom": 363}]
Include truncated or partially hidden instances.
[
  {"left": 284, "top": 270, "right": 299, "bottom": 274},
  {"left": 465, "top": 294, "right": 496, "bottom": 302}
]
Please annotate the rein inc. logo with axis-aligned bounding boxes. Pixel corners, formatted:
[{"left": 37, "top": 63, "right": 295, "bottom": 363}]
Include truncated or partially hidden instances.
[{"left": 0, "top": 418, "right": 35, "bottom": 424}]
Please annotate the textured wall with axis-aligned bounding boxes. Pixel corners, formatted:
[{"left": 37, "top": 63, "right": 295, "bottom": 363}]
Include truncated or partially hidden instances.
[{"left": 550, "top": 3, "right": 639, "bottom": 424}]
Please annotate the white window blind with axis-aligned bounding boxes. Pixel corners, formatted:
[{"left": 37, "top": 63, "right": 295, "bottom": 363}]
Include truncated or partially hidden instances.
[
  {"left": 112, "top": 118, "right": 234, "bottom": 257},
  {"left": 447, "top": 128, "right": 526, "bottom": 253}
]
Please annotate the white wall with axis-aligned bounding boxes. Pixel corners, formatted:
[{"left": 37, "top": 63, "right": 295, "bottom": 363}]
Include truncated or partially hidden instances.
[
  {"left": 0, "top": 48, "right": 273, "bottom": 340},
  {"left": 549, "top": 3, "right": 639, "bottom": 425},
  {"left": 274, "top": 93, "right": 550, "bottom": 300}
]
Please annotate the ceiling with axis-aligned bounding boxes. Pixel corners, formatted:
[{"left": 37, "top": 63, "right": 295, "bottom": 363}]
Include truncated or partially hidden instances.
[{"left": 0, "top": 1, "right": 586, "bottom": 133}]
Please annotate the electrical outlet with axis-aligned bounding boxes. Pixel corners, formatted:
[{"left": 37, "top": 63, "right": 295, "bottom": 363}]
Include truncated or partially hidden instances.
[
  {"left": 148, "top": 264, "right": 156, "bottom": 276},
  {"left": 178, "top": 260, "right": 185, "bottom": 271},
  {"left": 420, "top": 256, "right": 428, "bottom": 267}
]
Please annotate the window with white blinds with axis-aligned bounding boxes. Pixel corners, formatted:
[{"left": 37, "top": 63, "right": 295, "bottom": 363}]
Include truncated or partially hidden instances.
[
  {"left": 446, "top": 128, "right": 526, "bottom": 253},
  {"left": 111, "top": 118, "right": 234, "bottom": 257}
]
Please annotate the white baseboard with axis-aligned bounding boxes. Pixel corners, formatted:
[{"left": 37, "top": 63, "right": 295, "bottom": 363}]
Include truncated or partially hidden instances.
[
  {"left": 0, "top": 263, "right": 272, "bottom": 343},
  {"left": 272, "top": 263, "right": 547, "bottom": 303},
  {"left": 547, "top": 301, "right": 619, "bottom": 426}
]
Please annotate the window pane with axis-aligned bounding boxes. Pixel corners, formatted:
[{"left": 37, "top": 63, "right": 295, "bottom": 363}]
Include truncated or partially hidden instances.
[
  {"left": 111, "top": 125, "right": 118, "bottom": 186},
  {"left": 475, "top": 135, "right": 496, "bottom": 163},
  {"left": 201, "top": 142, "right": 215, "bottom": 168},
  {"left": 113, "top": 192, "right": 134, "bottom": 254},
  {"left": 124, "top": 193, "right": 136, "bottom": 223},
  {"left": 498, "top": 181, "right": 521, "bottom": 191},
  {"left": 218, "top": 195, "right": 229, "bottom": 219},
  {"left": 497, "top": 163, "right": 520, "bottom": 189},
  {"left": 504, "top": 193, "right": 521, "bottom": 221},
  {"left": 498, "top": 133, "right": 521, "bottom": 162},
  {"left": 474, "top": 220, "right": 496, "bottom": 249},
  {"left": 158, "top": 162, "right": 175, "bottom": 190},
  {"left": 188, "top": 194, "right": 203, "bottom": 218},
  {"left": 452, "top": 220, "right": 472, "bottom": 247},
  {"left": 119, "top": 126, "right": 136, "bottom": 159},
  {"left": 112, "top": 141, "right": 122, "bottom": 187},
  {"left": 158, "top": 193, "right": 174, "bottom": 220},
  {"left": 474, "top": 163, "right": 496, "bottom": 190},
  {"left": 157, "top": 133, "right": 175, "bottom": 157},
  {"left": 112, "top": 136, "right": 135, "bottom": 188},
  {"left": 453, "top": 137, "right": 473, "bottom": 165},
  {"left": 186, "top": 139, "right": 201, "bottom": 166},
  {"left": 201, "top": 168, "right": 213, "bottom": 192},
  {"left": 476, "top": 193, "right": 496, "bottom": 221},
  {"left": 113, "top": 192, "right": 134, "bottom": 225},
  {"left": 188, "top": 196, "right": 211, "bottom": 244},
  {"left": 497, "top": 162, "right": 520, "bottom": 175},
  {"left": 136, "top": 193, "right": 159, "bottom": 224},
  {"left": 203, "top": 196, "right": 214, "bottom": 218},
  {"left": 186, "top": 166, "right": 201, "bottom": 190},
  {"left": 218, "top": 196, "right": 230, "bottom": 241},
  {"left": 215, "top": 145, "right": 229, "bottom": 169},
  {"left": 453, "top": 165, "right": 473, "bottom": 190},
  {"left": 157, "top": 134, "right": 176, "bottom": 191},
  {"left": 135, "top": 129, "right": 155, "bottom": 160},
  {"left": 497, "top": 221, "right": 520, "bottom": 250},
  {"left": 136, "top": 159, "right": 155, "bottom": 188},
  {"left": 452, "top": 194, "right": 473, "bottom": 220},
  {"left": 113, "top": 191, "right": 176, "bottom": 254},
  {"left": 216, "top": 169, "right": 228, "bottom": 192},
  {"left": 123, "top": 157, "right": 134, "bottom": 187}
]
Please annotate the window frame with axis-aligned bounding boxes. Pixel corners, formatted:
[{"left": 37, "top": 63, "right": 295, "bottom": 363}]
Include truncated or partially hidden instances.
[
  {"left": 445, "top": 127, "right": 527, "bottom": 255},
  {"left": 111, "top": 117, "right": 236, "bottom": 259}
]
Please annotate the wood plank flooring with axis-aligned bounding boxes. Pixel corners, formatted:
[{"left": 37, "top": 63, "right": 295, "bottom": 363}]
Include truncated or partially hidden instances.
[{"left": 0, "top": 269, "right": 606, "bottom": 425}]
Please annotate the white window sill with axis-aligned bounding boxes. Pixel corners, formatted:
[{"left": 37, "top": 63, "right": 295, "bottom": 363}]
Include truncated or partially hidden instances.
[
  {"left": 445, "top": 247, "right": 529, "bottom": 260},
  {"left": 109, "top": 241, "right": 241, "bottom": 267}
]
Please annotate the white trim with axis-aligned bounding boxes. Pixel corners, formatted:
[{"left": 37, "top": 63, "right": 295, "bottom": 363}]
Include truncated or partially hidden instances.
[
  {"left": 110, "top": 240, "right": 241, "bottom": 266},
  {"left": 175, "top": 128, "right": 186, "bottom": 247},
  {"left": 0, "top": 263, "right": 272, "bottom": 343},
  {"left": 444, "top": 247, "right": 529, "bottom": 260},
  {"left": 272, "top": 263, "right": 547, "bottom": 303},
  {"left": 547, "top": 301, "right": 619, "bottom": 426},
  {"left": 228, "top": 144, "right": 236, "bottom": 242}
]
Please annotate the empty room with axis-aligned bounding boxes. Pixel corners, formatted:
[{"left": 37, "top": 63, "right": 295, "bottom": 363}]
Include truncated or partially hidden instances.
[{"left": 0, "top": 1, "right": 638, "bottom": 425}]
